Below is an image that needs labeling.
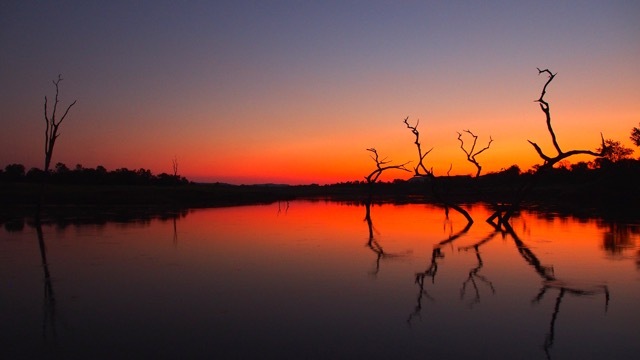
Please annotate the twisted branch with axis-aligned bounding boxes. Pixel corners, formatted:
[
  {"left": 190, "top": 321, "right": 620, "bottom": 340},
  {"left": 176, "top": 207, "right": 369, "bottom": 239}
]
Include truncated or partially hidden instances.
[
  {"left": 403, "top": 117, "right": 433, "bottom": 176},
  {"left": 364, "top": 148, "right": 410, "bottom": 183},
  {"left": 457, "top": 129, "right": 493, "bottom": 177},
  {"left": 528, "top": 68, "right": 606, "bottom": 170}
]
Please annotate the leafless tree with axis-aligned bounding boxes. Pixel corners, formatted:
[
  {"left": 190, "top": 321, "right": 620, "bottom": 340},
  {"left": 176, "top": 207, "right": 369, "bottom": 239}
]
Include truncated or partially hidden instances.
[
  {"left": 403, "top": 117, "right": 474, "bottom": 224},
  {"left": 489, "top": 68, "right": 608, "bottom": 229},
  {"left": 364, "top": 148, "right": 410, "bottom": 184},
  {"left": 457, "top": 130, "right": 493, "bottom": 177},
  {"left": 172, "top": 156, "right": 179, "bottom": 177},
  {"left": 44, "top": 74, "right": 77, "bottom": 174},
  {"left": 403, "top": 118, "right": 433, "bottom": 177},
  {"left": 527, "top": 68, "right": 606, "bottom": 171},
  {"left": 362, "top": 148, "right": 410, "bottom": 275}
]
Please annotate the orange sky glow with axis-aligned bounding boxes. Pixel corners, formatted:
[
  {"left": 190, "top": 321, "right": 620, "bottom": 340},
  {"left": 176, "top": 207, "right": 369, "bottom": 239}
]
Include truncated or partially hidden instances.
[{"left": 1, "top": 2, "right": 638, "bottom": 184}]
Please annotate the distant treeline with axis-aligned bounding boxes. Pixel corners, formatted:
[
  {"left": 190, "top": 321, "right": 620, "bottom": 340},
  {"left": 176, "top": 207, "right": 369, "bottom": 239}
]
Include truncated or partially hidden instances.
[
  {"left": 0, "top": 162, "right": 189, "bottom": 186},
  {"left": 324, "top": 158, "right": 640, "bottom": 213}
]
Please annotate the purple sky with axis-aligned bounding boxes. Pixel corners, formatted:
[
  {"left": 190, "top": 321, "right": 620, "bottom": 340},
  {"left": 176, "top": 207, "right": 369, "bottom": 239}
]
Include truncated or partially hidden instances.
[{"left": 1, "top": 1, "right": 638, "bottom": 183}]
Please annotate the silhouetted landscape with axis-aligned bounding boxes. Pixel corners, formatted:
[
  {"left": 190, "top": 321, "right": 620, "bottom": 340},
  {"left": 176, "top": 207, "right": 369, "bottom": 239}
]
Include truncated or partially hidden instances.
[
  {"left": 1, "top": 157, "right": 638, "bottom": 214},
  {"left": 3, "top": 2, "right": 639, "bottom": 359}
]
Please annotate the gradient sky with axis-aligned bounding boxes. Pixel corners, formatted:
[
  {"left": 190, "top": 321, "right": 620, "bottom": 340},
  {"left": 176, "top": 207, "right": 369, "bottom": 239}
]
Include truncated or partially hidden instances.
[{"left": 1, "top": 1, "right": 638, "bottom": 184}]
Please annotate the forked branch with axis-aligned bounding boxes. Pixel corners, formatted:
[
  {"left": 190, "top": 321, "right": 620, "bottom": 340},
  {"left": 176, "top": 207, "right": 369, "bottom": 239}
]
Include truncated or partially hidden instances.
[
  {"left": 403, "top": 117, "right": 433, "bottom": 176},
  {"left": 44, "top": 74, "right": 77, "bottom": 173},
  {"left": 364, "top": 148, "right": 410, "bottom": 183},
  {"left": 528, "top": 68, "right": 606, "bottom": 170},
  {"left": 457, "top": 130, "right": 493, "bottom": 177}
]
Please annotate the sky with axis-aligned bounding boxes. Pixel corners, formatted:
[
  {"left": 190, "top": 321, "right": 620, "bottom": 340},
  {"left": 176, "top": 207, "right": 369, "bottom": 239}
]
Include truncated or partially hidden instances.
[{"left": 1, "top": 1, "right": 638, "bottom": 184}]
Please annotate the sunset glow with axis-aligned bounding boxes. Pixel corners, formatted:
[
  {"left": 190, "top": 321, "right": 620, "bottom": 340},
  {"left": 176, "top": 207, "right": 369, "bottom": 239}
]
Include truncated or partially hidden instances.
[{"left": 1, "top": 1, "right": 638, "bottom": 184}]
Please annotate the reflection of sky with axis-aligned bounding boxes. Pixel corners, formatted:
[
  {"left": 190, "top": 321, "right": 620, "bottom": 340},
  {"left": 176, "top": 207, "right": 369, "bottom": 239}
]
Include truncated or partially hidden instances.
[
  {"left": 1, "top": 1, "right": 639, "bottom": 183},
  {"left": 1, "top": 202, "right": 638, "bottom": 358}
]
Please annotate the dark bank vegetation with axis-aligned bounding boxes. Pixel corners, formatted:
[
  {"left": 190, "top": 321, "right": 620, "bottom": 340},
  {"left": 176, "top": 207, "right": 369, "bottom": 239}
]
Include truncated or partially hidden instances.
[
  {"left": 2, "top": 158, "right": 638, "bottom": 210},
  {"left": 1, "top": 69, "right": 638, "bottom": 221}
]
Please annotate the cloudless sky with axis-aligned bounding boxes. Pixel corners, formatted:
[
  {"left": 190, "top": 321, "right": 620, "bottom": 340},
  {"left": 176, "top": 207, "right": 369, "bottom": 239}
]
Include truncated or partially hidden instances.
[{"left": 1, "top": 1, "right": 638, "bottom": 184}]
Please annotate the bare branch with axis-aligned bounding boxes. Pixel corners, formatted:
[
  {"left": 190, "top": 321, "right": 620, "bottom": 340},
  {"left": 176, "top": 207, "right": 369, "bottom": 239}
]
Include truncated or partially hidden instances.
[
  {"left": 403, "top": 117, "right": 433, "bottom": 176},
  {"left": 457, "top": 129, "right": 493, "bottom": 177},
  {"left": 43, "top": 74, "right": 77, "bottom": 173},
  {"left": 172, "top": 156, "right": 179, "bottom": 176},
  {"left": 364, "top": 148, "right": 410, "bottom": 184},
  {"left": 528, "top": 68, "right": 606, "bottom": 170}
]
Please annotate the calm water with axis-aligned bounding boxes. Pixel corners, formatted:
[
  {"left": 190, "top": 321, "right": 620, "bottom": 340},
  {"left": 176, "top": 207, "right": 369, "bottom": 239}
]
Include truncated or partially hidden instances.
[{"left": 1, "top": 202, "right": 639, "bottom": 359}]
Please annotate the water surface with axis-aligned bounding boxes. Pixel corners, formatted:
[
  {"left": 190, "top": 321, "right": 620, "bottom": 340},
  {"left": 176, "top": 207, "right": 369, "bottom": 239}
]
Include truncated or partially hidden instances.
[{"left": 1, "top": 202, "right": 638, "bottom": 359}]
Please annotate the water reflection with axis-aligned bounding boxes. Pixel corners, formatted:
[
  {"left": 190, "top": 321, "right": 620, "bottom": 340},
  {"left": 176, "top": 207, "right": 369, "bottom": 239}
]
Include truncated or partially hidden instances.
[
  {"left": 504, "top": 224, "right": 610, "bottom": 359},
  {"left": 363, "top": 201, "right": 408, "bottom": 277},
  {"left": 35, "top": 218, "right": 57, "bottom": 342},
  {"left": 458, "top": 231, "right": 499, "bottom": 308},
  {"left": 408, "top": 211, "right": 473, "bottom": 323},
  {"left": 601, "top": 223, "right": 639, "bottom": 257},
  {"left": 0, "top": 202, "right": 638, "bottom": 359}
]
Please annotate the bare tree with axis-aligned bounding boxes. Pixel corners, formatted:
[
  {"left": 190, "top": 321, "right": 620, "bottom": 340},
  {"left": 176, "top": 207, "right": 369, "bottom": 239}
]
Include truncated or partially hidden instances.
[
  {"left": 44, "top": 74, "right": 77, "bottom": 174},
  {"left": 364, "top": 148, "right": 410, "bottom": 184},
  {"left": 402, "top": 118, "right": 433, "bottom": 177},
  {"left": 172, "top": 156, "right": 179, "bottom": 177},
  {"left": 403, "top": 117, "right": 474, "bottom": 224},
  {"left": 527, "top": 68, "right": 606, "bottom": 170},
  {"left": 489, "top": 68, "right": 608, "bottom": 229},
  {"left": 457, "top": 130, "right": 493, "bottom": 177}
]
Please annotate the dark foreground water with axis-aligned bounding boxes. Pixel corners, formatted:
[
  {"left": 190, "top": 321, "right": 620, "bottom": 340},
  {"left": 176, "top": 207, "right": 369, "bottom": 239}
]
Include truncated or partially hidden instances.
[{"left": 1, "top": 202, "right": 638, "bottom": 359}]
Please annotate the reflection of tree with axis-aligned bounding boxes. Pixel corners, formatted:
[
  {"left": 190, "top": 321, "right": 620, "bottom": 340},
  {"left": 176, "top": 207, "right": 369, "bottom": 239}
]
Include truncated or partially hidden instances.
[
  {"left": 407, "top": 213, "right": 472, "bottom": 323},
  {"left": 458, "top": 231, "right": 499, "bottom": 307},
  {"left": 277, "top": 200, "right": 290, "bottom": 215},
  {"left": 173, "top": 215, "right": 178, "bottom": 247},
  {"left": 534, "top": 282, "right": 610, "bottom": 359},
  {"left": 34, "top": 215, "right": 57, "bottom": 341},
  {"left": 363, "top": 201, "right": 406, "bottom": 277},
  {"left": 500, "top": 222, "right": 609, "bottom": 360},
  {"left": 601, "top": 223, "right": 638, "bottom": 257}
]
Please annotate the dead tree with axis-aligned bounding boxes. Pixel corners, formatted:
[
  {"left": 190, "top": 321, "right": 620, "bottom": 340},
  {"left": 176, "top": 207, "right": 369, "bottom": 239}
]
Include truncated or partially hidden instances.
[
  {"left": 527, "top": 68, "right": 606, "bottom": 171},
  {"left": 403, "top": 118, "right": 433, "bottom": 177},
  {"left": 488, "top": 68, "right": 607, "bottom": 228},
  {"left": 172, "top": 156, "right": 179, "bottom": 177},
  {"left": 403, "top": 117, "right": 474, "bottom": 224},
  {"left": 44, "top": 74, "right": 77, "bottom": 174},
  {"left": 457, "top": 130, "right": 493, "bottom": 177},
  {"left": 363, "top": 148, "right": 410, "bottom": 276},
  {"left": 364, "top": 148, "right": 410, "bottom": 184}
]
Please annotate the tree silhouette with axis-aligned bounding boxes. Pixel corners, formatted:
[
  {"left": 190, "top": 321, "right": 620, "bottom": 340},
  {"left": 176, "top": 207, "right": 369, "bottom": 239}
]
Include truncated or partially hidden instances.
[
  {"left": 597, "top": 139, "right": 634, "bottom": 163},
  {"left": 364, "top": 148, "right": 410, "bottom": 184},
  {"left": 457, "top": 130, "right": 493, "bottom": 177},
  {"left": 43, "top": 74, "right": 77, "bottom": 174},
  {"left": 172, "top": 156, "right": 179, "bottom": 177},
  {"left": 489, "top": 68, "right": 608, "bottom": 229},
  {"left": 527, "top": 68, "right": 606, "bottom": 170},
  {"left": 631, "top": 123, "right": 640, "bottom": 148},
  {"left": 403, "top": 117, "right": 474, "bottom": 224}
]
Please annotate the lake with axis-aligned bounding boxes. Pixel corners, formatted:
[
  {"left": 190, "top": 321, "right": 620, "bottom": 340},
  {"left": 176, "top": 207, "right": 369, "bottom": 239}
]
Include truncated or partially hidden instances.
[{"left": 1, "top": 201, "right": 638, "bottom": 359}]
